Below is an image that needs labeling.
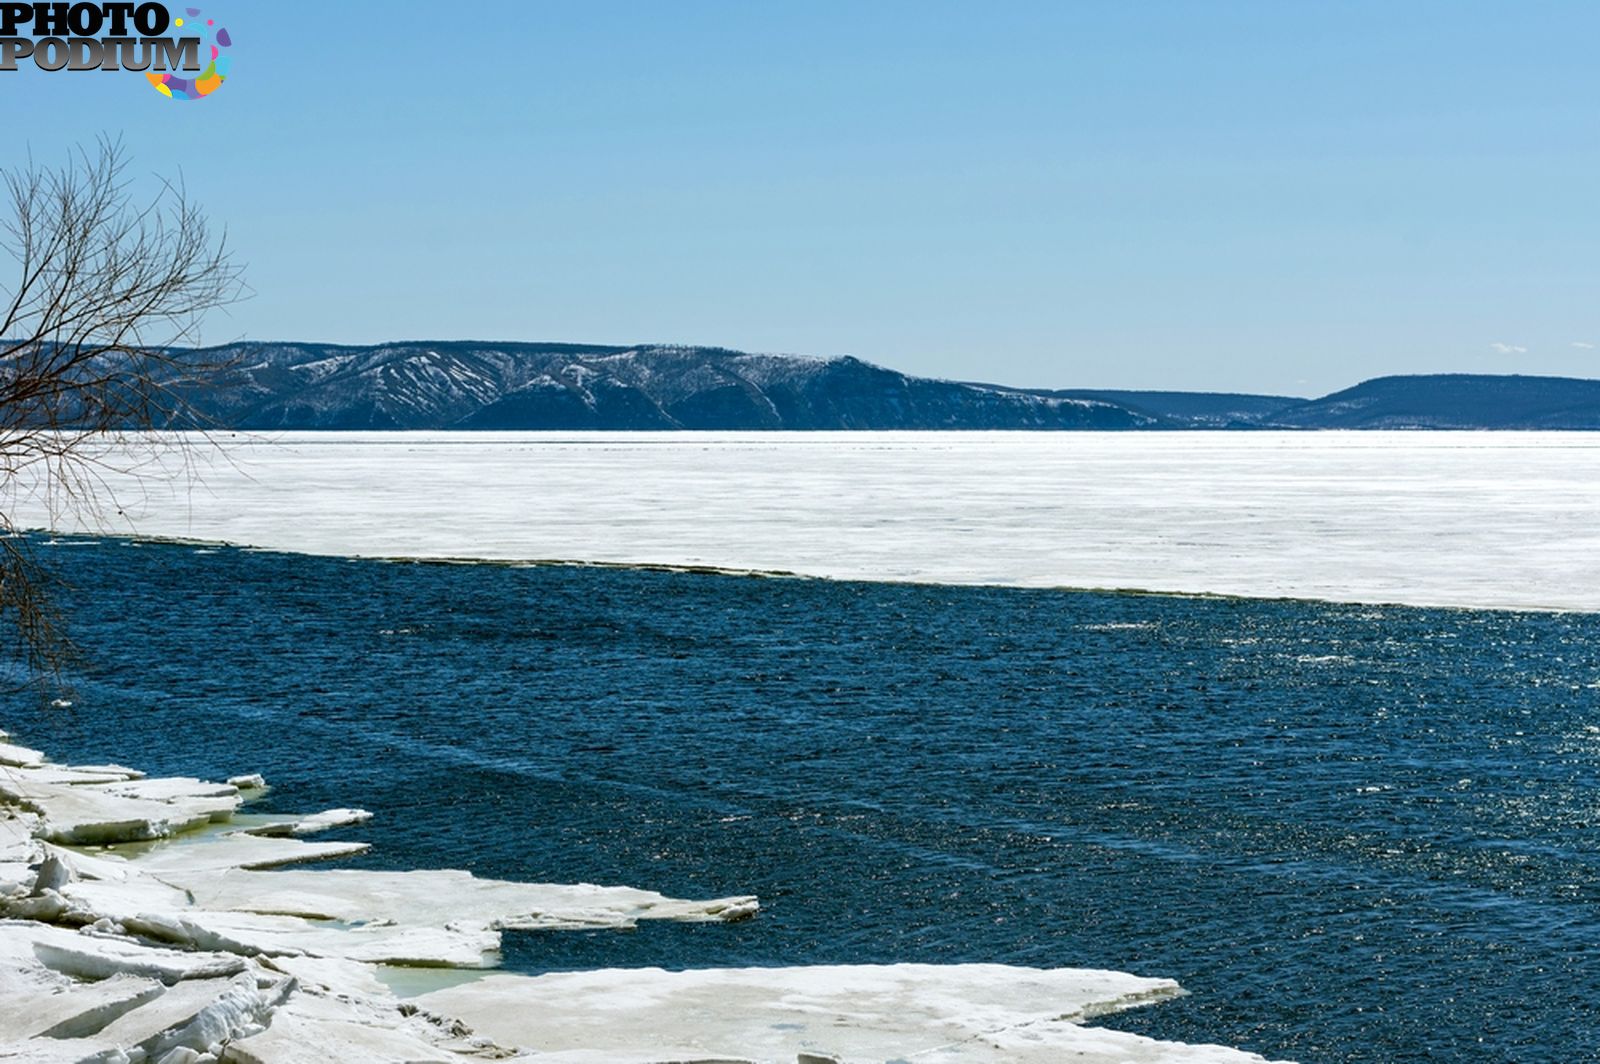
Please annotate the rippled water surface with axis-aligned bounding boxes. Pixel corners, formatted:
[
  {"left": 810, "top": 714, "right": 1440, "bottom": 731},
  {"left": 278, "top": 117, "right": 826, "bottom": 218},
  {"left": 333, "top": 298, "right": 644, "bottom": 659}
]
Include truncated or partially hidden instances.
[{"left": 5, "top": 538, "right": 1599, "bottom": 1062}]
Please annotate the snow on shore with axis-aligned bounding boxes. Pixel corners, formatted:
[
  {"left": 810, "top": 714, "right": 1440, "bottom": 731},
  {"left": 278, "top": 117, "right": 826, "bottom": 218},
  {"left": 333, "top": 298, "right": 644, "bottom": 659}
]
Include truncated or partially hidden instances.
[{"left": 0, "top": 728, "right": 1287, "bottom": 1063}]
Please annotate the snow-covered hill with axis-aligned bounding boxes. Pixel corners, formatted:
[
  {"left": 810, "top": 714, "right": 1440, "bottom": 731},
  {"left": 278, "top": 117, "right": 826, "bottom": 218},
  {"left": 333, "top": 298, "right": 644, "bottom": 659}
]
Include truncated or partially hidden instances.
[
  {"left": 117, "top": 343, "right": 1600, "bottom": 430},
  {"left": 175, "top": 342, "right": 1160, "bottom": 430}
]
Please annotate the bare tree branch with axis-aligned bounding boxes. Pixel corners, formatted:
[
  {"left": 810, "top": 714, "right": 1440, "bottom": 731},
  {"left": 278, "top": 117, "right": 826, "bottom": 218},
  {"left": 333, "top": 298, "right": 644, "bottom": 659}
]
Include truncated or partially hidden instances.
[{"left": 0, "top": 138, "right": 246, "bottom": 690}]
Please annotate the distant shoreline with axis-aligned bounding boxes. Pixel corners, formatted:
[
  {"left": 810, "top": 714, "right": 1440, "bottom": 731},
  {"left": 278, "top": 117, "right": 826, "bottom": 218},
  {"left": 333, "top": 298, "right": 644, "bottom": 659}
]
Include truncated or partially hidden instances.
[{"left": 61, "top": 338, "right": 1600, "bottom": 431}]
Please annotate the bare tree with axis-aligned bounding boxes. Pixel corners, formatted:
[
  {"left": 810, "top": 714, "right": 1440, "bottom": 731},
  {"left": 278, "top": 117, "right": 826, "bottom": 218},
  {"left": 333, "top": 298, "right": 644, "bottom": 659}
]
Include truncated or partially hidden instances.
[{"left": 0, "top": 139, "right": 245, "bottom": 686}]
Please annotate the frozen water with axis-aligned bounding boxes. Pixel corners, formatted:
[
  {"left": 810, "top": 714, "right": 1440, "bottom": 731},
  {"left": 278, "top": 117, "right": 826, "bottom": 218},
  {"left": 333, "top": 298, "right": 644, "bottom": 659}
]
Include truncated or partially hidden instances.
[
  {"left": 0, "top": 738, "right": 1274, "bottom": 1062},
  {"left": 417, "top": 964, "right": 1281, "bottom": 1064},
  {"left": 6, "top": 430, "right": 1599, "bottom": 610}
]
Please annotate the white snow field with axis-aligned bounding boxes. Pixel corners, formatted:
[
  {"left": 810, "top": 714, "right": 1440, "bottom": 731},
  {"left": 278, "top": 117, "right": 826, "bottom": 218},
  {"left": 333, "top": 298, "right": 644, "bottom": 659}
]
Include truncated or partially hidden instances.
[
  {"left": 0, "top": 727, "right": 1284, "bottom": 1063},
  {"left": 7, "top": 430, "right": 1600, "bottom": 611}
]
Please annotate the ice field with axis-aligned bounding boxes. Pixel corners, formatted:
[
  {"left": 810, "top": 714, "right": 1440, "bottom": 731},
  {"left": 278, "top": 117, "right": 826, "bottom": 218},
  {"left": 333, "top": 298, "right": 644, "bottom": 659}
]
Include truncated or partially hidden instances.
[{"left": 10, "top": 430, "right": 1599, "bottom": 611}]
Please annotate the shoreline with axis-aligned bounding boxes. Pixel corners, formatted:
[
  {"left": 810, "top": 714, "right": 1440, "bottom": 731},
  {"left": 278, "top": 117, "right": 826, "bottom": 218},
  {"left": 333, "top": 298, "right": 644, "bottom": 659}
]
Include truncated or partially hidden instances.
[{"left": 0, "top": 724, "right": 1285, "bottom": 1063}]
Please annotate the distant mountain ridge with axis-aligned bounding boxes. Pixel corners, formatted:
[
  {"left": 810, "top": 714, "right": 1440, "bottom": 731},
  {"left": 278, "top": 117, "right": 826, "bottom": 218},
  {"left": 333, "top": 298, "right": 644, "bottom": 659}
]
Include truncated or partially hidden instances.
[
  {"left": 149, "top": 341, "right": 1600, "bottom": 430},
  {"left": 1263, "top": 373, "right": 1600, "bottom": 429},
  {"left": 177, "top": 341, "right": 1157, "bottom": 430}
]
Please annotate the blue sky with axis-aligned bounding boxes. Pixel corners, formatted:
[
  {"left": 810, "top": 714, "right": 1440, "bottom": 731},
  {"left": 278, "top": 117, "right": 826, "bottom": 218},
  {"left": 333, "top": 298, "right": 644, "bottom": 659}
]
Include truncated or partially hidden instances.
[{"left": 6, "top": 0, "right": 1600, "bottom": 394}]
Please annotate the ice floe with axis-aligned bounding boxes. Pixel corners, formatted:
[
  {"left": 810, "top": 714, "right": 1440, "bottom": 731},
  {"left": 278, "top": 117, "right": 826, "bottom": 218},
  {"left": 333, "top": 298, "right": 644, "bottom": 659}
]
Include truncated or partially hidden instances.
[
  {"left": 0, "top": 742, "right": 45, "bottom": 769},
  {"left": 0, "top": 774, "right": 237, "bottom": 847},
  {"left": 236, "top": 808, "right": 371, "bottom": 838},
  {"left": 416, "top": 964, "right": 1284, "bottom": 1064},
  {"left": 174, "top": 867, "right": 760, "bottom": 929},
  {"left": 0, "top": 728, "right": 1288, "bottom": 1062}
]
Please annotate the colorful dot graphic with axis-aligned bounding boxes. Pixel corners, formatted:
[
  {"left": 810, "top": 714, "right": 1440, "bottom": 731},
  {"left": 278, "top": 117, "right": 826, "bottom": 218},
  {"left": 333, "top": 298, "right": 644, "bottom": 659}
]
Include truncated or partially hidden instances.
[{"left": 146, "top": 7, "right": 231, "bottom": 101}]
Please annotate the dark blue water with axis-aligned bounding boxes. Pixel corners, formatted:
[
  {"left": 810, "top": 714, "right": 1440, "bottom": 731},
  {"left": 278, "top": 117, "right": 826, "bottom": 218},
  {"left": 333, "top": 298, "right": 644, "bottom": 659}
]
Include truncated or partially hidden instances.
[{"left": 4, "top": 537, "right": 1598, "bottom": 1062}]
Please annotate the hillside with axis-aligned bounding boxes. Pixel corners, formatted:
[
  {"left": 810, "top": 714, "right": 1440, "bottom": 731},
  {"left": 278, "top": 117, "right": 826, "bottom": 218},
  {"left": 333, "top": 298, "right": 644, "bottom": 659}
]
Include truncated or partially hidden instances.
[
  {"left": 1045, "top": 389, "right": 1301, "bottom": 427},
  {"left": 1266, "top": 374, "right": 1600, "bottom": 429},
  {"left": 29, "top": 340, "right": 1600, "bottom": 430},
  {"left": 174, "top": 342, "right": 1160, "bottom": 430}
]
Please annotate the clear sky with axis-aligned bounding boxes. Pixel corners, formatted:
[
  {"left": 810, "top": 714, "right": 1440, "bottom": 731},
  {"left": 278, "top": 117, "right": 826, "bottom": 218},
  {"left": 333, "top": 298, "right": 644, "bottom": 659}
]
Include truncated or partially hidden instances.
[{"left": 6, "top": 0, "right": 1600, "bottom": 394}]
